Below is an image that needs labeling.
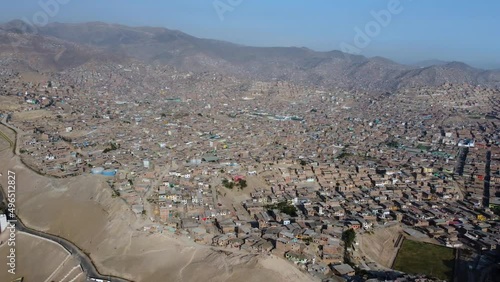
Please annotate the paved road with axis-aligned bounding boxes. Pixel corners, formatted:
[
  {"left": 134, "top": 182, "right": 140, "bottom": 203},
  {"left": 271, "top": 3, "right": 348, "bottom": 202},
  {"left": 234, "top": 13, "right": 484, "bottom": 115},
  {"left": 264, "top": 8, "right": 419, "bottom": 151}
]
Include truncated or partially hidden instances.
[
  {"left": 0, "top": 119, "right": 132, "bottom": 282},
  {"left": 8, "top": 212, "right": 132, "bottom": 282},
  {"left": 0, "top": 116, "right": 20, "bottom": 154},
  {"left": 483, "top": 150, "right": 491, "bottom": 207}
]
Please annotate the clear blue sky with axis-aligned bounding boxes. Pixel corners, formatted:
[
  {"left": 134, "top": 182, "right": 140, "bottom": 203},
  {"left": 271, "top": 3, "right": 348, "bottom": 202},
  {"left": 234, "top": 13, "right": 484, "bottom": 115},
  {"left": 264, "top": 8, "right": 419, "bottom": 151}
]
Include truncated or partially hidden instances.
[{"left": 2, "top": 0, "right": 500, "bottom": 69}]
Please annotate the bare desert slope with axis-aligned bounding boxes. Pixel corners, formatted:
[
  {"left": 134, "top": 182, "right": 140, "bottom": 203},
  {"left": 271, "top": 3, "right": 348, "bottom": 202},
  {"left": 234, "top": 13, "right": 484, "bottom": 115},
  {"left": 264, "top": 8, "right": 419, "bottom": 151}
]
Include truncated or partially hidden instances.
[{"left": 0, "top": 232, "right": 85, "bottom": 282}]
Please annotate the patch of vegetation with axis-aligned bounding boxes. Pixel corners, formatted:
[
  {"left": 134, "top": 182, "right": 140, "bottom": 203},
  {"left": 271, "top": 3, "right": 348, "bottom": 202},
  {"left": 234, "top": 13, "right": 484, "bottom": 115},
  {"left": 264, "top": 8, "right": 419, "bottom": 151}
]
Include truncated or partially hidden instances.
[
  {"left": 238, "top": 179, "right": 247, "bottom": 189},
  {"left": 491, "top": 206, "right": 500, "bottom": 216},
  {"left": 342, "top": 228, "right": 356, "bottom": 264},
  {"left": 337, "top": 152, "right": 352, "bottom": 159},
  {"left": 222, "top": 178, "right": 247, "bottom": 190},
  {"left": 393, "top": 239, "right": 455, "bottom": 281},
  {"left": 386, "top": 140, "right": 400, "bottom": 148},
  {"left": 103, "top": 142, "right": 120, "bottom": 153},
  {"left": 222, "top": 178, "right": 235, "bottom": 189},
  {"left": 416, "top": 144, "right": 431, "bottom": 151},
  {"left": 302, "top": 237, "right": 313, "bottom": 245},
  {"left": 265, "top": 201, "right": 298, "bottom": 217},
  {"left": 342, "top": 229, "right": 356, "bottom": 249}
]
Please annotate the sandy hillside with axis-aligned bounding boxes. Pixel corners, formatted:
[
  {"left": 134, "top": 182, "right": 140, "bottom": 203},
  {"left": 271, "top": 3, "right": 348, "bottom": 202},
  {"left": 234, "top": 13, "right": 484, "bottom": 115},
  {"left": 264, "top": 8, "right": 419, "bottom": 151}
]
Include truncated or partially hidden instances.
[
  {"left": 0, "top": 96, "right": 24, "bottom": 112},
  {"left": 0, "top": 232, "right": 86, "bottom": 282},
  {"left": 0, "top": 150, "right": 316, "bottom": 282},
  {"left": 358, "top": 224, "right": 403, "bottom": 268},
  {"left": 18, "top": 71, "right": 49, "bottom": 84}
]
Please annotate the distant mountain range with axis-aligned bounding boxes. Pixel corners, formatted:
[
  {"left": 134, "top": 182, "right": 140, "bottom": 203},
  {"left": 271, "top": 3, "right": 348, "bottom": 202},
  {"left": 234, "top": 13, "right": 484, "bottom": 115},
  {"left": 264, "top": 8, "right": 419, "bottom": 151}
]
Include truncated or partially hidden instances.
[
  {"left": 412, "top": 59, "right": 450, "bottom": 68},
  {"left": 1, "top": 20, "right": 499, "bottom": 92}
]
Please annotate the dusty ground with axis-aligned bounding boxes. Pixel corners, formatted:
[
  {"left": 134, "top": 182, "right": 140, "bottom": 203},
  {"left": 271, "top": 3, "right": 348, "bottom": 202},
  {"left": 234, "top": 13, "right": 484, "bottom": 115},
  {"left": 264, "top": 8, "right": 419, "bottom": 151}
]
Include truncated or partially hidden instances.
[
  {"left": 59, "top": 129, "right": 94, "bottom": 139},
  {"left": 0, "top": 124, "right": 14, "bottom": 154},
  {"left": 358, "top": 224, "right": 403, "bottom": 268},
  {"left": 0, "top": 96, "right": 24, "bottom": 112},
  {"left": 0, "top": 137, "right": 9, "bottom": 152},
  {"left": 0, "top": 149, "right": 317, "bottom": 282},
  {"left": 0, "top": 124, "right": 15, "bottom": 143},
  {"left": 0, "top": 232, "right": 85, "bottom": 282},
  {"left": 48, "top": 254, "right": 86, "bottom": 282},
  {"left": 11, "top": 109, "right": 54, "bottom": 122},
  {"left": 18, "top": 71, "right": 49, "bottom": 84}
]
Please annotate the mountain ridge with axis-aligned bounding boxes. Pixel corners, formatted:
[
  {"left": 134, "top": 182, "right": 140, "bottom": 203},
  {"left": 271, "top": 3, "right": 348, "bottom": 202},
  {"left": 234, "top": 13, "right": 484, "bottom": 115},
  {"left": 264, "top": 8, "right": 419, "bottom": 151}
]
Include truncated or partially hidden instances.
[{"left": 1, "top": 20, "right": 499, "bottom": 92}]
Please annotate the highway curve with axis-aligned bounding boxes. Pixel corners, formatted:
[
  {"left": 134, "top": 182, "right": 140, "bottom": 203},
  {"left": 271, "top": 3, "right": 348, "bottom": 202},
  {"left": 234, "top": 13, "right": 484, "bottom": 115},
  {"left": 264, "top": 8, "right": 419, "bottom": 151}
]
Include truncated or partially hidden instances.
[{"left": 0, "top": 120, "right": 132, "bottom": 282}]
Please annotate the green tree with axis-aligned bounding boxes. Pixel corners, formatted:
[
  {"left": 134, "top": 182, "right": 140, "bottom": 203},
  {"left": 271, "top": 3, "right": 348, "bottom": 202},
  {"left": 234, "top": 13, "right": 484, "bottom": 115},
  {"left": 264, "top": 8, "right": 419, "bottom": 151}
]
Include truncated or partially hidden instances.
[
  {"left": 302, "top": 237, "right": 313, "bottom": 245},
  {"left": 281, "top": 205, "right": 297, "bottom": 217},
  {"left": 342, "top": 229, "right": 356, "bottom": 249},
  {"left": 222, "top": 178, "right": 234, "bottom": 189},
  {"left": 386, "top": 140, "right": 399, "bottom": 148},
  {"left": 267, "top": 201, "right": 298, "bottom": 217}
]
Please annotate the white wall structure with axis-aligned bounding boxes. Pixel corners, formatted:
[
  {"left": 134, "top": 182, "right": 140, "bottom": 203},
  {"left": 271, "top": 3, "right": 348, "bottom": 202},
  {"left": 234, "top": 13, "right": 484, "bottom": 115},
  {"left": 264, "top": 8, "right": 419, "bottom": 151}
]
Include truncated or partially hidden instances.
[{"left": 0, "top": 214, "right": 8, "bottom": 233}]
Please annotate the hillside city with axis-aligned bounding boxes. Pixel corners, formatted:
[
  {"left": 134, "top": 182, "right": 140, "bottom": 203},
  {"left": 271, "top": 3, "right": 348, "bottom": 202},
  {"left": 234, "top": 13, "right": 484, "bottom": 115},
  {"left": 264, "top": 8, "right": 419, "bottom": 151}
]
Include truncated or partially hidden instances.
[{"left": 0, "top": 51, "right": 499, "bottom": 282}]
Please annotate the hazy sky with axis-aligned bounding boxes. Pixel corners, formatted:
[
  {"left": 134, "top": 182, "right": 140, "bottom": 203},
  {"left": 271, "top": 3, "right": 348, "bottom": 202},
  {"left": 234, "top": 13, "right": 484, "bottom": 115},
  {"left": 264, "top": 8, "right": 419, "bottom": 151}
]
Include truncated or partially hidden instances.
[{"left": 2, "top": 0, "right": 500, "bottom": 69}]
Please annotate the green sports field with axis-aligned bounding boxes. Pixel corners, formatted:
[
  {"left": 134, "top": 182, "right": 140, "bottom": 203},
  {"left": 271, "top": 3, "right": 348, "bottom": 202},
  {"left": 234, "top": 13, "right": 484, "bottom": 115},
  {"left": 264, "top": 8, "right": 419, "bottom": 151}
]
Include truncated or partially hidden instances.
[{"left": 393, "top": 239, "right": 455, "bottom": 281}]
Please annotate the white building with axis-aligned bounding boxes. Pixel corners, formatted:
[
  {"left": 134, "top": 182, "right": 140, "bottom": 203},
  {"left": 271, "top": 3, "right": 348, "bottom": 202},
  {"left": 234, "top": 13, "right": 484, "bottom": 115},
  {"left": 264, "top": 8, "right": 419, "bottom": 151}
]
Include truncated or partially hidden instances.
[
  {"left": 458, "top": 139, "right": 475, "bottom": 147},
  {"left": 0, "top": 214, "right": 8, "bottom": 233}
]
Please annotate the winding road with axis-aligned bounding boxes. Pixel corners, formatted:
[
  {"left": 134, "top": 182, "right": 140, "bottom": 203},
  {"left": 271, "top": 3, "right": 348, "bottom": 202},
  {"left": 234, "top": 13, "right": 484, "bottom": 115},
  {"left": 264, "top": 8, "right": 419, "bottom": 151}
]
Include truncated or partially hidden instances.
[
  {"left": 13, "top": 215, "right": 130, "bottom": 282},
  {"left": 0, "top": 118, "right": 132, "bottom": 282}
]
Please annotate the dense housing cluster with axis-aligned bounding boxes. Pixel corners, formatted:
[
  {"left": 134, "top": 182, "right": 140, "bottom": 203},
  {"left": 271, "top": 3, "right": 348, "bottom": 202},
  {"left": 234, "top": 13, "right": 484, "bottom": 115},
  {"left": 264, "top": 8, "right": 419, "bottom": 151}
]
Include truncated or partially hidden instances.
[{"left": 1, "top": 60, "right": 499, "bottom": 281}]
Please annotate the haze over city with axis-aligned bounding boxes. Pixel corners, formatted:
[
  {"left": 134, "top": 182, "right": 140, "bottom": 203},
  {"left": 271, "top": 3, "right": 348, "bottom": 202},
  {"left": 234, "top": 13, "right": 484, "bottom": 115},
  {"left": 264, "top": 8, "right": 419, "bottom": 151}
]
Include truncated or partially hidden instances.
[{"left": 1, "top": 0, "right": 500, "bottom": 69}]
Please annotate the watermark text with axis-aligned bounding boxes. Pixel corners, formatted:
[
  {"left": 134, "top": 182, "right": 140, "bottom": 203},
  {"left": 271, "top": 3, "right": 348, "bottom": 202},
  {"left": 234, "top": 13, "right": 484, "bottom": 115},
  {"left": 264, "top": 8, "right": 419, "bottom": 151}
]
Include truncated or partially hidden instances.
[
  {"left": 213, "top": 0, "right": 244, "bottom": 21},
  {"left": 6, "top": 170, "right": 16, "bottom": 275}
]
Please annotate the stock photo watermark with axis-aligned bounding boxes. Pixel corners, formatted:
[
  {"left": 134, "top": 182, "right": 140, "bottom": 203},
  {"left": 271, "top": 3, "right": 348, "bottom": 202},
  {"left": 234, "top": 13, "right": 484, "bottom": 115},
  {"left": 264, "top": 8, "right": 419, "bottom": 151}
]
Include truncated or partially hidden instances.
[
  {"left": 24, "top": 0, "right": 71, "bottom": 27},
  {"left": 213, "top": 0, "right": 244, "bottom": 21},
  {"left": 340, "top": 0, "right": 411, "bottom": 57},
  {"left": 5, "top": 170, "right": 17, "bottom": 275},
  {"left": 11, "top": 0, "right": 71, "bottom": 48}
]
